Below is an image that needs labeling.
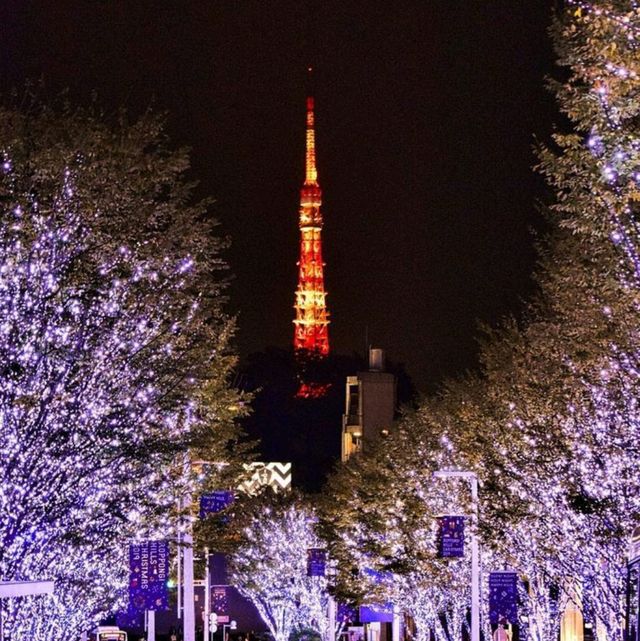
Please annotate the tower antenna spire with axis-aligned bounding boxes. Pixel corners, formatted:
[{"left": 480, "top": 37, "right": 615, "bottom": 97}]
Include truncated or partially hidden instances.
[
  {"left": 305, "top": 96, "right": 317, "bottom": 185},
  {"left": 293, "top": 81, "right": 330, "bottom": 366}
]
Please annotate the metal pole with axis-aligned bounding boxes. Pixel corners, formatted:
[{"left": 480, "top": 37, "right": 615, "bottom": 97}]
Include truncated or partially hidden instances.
[
  {"left": 183, "top": 511, "right": 196, "bottom": 641},
  {"left": 471, "top": 476, "right": 479, "bottom": 641},
  {"left": 328, "top": 594, "right": 336, "bottom": 641},
  {"left": 177, "top": 520, "right": 182, "bottom": 620},
  {"left": 433, "top": 470, "right": 480, "bottom": 641},
  {"left": 392, "top": 603, "right": 401, "bottom": 641},
  {"left": 204, "top": 547, "right": 210, "bottom": 641},
  {"left": 148, "top": 610, "right": 156, "bottom": 641}
]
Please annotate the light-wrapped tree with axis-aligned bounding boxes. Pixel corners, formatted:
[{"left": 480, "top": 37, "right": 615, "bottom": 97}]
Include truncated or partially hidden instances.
[
  {"left": 320, "top": 420, "right": 474, "bottom": 641},
  {"left": 227, "top": 493, "right": 332, "bottom": 641},
  {"left": 0, "top": 99, "right": 242, "bottom": 640},
  {"left": 324, "top": 5, "right": 640, "bottom": 641}
]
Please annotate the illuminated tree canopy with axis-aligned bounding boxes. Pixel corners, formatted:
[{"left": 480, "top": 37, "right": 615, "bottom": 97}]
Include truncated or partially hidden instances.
[
  {"left": 0, "top": 99, "right": 242, "bottom": 641},
  {"left": 321, "top": 4, "right": 640, "bottom": 641},
  {"left": 228, "top": 494, "right": 332, "bottom": 641}
]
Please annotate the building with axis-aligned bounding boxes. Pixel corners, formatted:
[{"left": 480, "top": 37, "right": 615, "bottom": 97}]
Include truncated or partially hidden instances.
[
  {"left": 341, "top": 348, "right": 399, "bottom": 641},
  {"left": 341, "top": 348, "right": 396, "bottom": 461}
]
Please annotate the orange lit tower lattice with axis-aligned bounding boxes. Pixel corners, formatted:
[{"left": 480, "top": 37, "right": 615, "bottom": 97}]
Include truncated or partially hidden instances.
[{"left": 293, "top": 95, "right": 330, "bottom": 356}]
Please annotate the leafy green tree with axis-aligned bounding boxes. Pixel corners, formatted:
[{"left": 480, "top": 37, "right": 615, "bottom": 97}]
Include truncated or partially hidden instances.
[{"left": 320, "top": 420, "right": 472, "bottom": 641}]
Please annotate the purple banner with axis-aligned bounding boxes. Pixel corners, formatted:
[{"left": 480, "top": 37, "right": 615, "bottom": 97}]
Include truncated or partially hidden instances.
[
  {"left": 360, "top": 569, "right": 393, "bottom": 622},
  {"left": 489, "top": 571, "right": 518, "bottom": 625},
  {"left": 212, "top": 585, "right": 230, "bottom": 623},
  {"left": 438, "top": 516, "right": 465, "bottom": 558},
  {"left": 337, "top": 603, "right": 358, "bottom": 624},
  {"left": 129, "top": 540, "right": 170, "bottom": 612},
  {"left": 359, "top": 605, "right": 394, "bottom": 623},
  {"left": 307, "top": 548, "right": 327, "bottom": 577},
  {"left": 200, "top": 491, "right": 235, "bottom": 519}
]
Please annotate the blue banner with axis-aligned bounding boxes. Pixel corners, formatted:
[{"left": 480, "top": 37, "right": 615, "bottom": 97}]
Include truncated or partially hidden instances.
[
  {"left": 212, "top": 585, "right": 230, "bottom": 623},
  {"left": 360, "top": 568, "right": 393, "bottom": 622},
  {"left": 337, "top": 603, "right": 357, "bottom": 624},
  {"left": 489, "top": 571, "right": 518, "bottom": 625},
  {"left": 199, "top": 491, "right": 235, "bottom": 519},
  {"left": 128, "top": 540, "right": 170, "bottom": 612},
  {"left": 307, "top": 548, "right": 327, "bottom": 577},
  {"left": 438, "top": 516, "right": 465, "bottom": 558},
  {"left": 359, "top": 605, "right": 394, "bottom": 623}
]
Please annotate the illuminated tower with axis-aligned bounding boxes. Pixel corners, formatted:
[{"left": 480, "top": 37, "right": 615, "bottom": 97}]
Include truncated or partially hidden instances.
[{"left": 293, "top": 94, "right": 330, "bottom": 355}]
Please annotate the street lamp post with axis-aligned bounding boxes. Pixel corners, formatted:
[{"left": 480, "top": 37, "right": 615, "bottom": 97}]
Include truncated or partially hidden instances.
[
  {"left": 222, "top": 620, "right": 237, "bottom": 641},
  {"left": 180, "top": 457, "right": 196, "bottom": 641},
  {"left": 204, "top": 547, "right": 210, "bottom": 641},
  {"left": 328, "top": 591, "right": 336, "bottom": 641},
  {"left": 0, "top": 581, "right": 55, "bottom": 641},
  {"left": 182, "top": 458, "right": 229, "bottom": 641},
  {"left": 433, "top": 470, "right": 480, "bottom": 641}
]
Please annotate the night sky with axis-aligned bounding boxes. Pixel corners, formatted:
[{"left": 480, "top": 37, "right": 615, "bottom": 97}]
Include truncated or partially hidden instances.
[{"left": 0, "top": 2, "right": 559, "bottom": 391}]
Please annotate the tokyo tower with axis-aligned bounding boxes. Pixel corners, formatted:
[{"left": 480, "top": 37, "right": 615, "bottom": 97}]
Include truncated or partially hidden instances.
[{"left": 293, "top": 91, "right": 330, "bottom": 356}]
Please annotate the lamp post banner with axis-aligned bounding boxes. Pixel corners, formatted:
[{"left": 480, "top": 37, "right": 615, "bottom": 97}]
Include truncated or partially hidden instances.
[
  {"left": 212, "top": 586, "right": 230, "bottom": 623},
  {"left": 359, "top": 605, "right": 394, "bottom": 624},
  {"left": 337, "top": 603, "right": 357, "bottom": 624},
  {"left": 129, "top": 540, "right": 170, "bottom": 612},
  {"left": 307, "top": 548, "right": 327, "bottom": 576},
  {"left": 489, "top": 571, "right": 518, "bottom": 625},
  {"left": 437, "top": 516, "right": 465, "bottom": 558},
  {"left": 199, "top": 491, "right": 235, "bottom": 518}
]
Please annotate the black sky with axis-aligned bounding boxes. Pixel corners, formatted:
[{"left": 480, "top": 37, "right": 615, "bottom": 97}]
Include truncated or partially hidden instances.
[{"left": 0, "top": 1, "right": 558, "bottom": 391}]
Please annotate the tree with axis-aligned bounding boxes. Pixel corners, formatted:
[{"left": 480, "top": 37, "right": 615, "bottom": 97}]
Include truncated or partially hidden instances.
[
  {"left": 320, "top": 420, "right": 473, "bottom": 641},
  {"left": 228, "top": 493, "right": 331, "bottom": 641},
  {"left": 540, "top": 0, "right": 640, "bottom": 288},
  {"left": 321, "top": 5, "right": 640, "bottom": 641},
  {"left": 0, "top": 98, "right": 242, "bottom": 640}
]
